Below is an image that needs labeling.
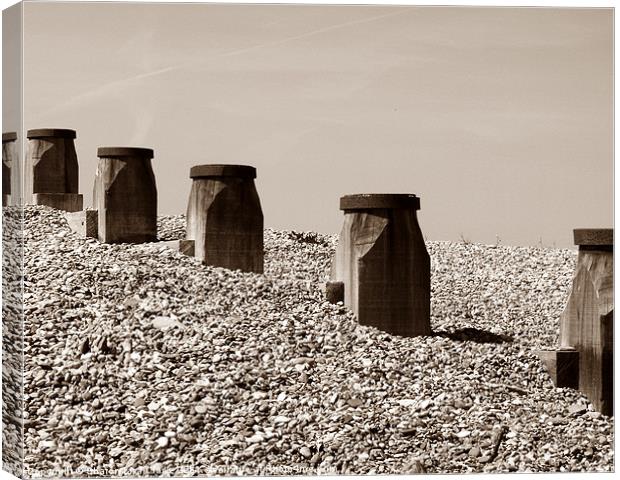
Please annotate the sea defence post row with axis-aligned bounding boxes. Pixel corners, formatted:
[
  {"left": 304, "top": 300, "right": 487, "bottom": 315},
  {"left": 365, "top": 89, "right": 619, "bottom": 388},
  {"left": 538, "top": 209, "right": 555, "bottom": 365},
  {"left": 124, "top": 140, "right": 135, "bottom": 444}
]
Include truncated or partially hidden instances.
[{"left": 2, "top": 127, "right": 614, "bottom": 415}]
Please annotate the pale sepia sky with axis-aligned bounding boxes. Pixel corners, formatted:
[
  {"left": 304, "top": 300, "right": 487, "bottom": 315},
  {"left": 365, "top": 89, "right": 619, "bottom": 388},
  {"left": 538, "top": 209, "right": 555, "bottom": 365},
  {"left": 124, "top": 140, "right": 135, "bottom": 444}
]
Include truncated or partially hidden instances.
[{"left": 9, "top": 2, "right": 614, "bottom": 247}]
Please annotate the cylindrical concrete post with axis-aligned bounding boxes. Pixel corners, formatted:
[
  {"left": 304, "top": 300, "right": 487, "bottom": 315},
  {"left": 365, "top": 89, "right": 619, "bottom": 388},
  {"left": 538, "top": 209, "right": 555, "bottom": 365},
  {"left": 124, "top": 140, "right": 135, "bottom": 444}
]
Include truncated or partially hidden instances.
[
  {"left": 558, "top": 228, "right": 613, "bottom": 416},
  {"left": 186, "top": 164, "right": 263, "bottom": 273},
  {"left": 2, "top": 132, "right": 17, "bottom": 206},
  {"left": 26, "top": 128, "right": 82, "bottom": 211},
  {"left": 94, "top": 147, "right": 157, "bottom": 244},
  {"left": 330, "top": 194, "right": 431, "bottom": 337}
]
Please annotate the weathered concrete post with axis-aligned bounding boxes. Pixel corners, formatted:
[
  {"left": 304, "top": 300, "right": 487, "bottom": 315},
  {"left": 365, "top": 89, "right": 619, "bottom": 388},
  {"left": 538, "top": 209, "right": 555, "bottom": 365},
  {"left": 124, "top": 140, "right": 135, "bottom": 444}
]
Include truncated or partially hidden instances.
[
  {"left": 26, "top": 128, "right": 83, "bottom": 211},
  {"left": 330, "top": 194, "right": 431, "bottom": 337},
  {"left": 538, "top": 228, "right": 613, "bottom": 416},
  {"left": 94, "top": 147, "right": 157, "bottom": 244},
  {"left": 186, "top": 164, "right": 263, "bottom": 273},
  {"left": 2, "top": 132, "right": 17, "bottom": 206}
]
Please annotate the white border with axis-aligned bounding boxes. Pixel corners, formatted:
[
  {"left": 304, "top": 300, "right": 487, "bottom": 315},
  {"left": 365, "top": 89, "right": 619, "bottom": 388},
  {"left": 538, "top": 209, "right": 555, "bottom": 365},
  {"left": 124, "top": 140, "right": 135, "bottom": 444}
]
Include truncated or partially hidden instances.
[{"left": 1, "top": 2, "right": 616, "bottom": 480}]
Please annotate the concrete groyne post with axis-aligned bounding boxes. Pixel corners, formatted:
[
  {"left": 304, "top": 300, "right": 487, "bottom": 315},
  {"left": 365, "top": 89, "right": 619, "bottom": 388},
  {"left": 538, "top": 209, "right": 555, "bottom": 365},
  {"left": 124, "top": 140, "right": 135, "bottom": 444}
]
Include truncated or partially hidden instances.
[
  {"left": 186, "top": 164, "right": 263, "bottom": 273},
  {"left": 2, "top": 132, "right": 17, "bottom": 206},
  {"left": 561, "top": 229, "right": 613, "bottom": 415},
  {"left": 538, "top": 228, "right": 613, "bottom": 416},
  {"left": 94, "top": 147, "right": 157, "bottom": 244},
  {"left": 26, "top": 128, "right": 83, "bottom": 211},
  {"left": 329, "top": 194, "right": 431, "bottom": 337}
]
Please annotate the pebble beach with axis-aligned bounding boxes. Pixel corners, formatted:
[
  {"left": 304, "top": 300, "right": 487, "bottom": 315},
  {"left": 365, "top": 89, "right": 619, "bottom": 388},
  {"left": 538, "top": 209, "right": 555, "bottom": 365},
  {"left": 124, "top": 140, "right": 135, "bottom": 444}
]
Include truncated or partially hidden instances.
[{"left": 9, "top": 205, "right": 615, "bottom": 475}]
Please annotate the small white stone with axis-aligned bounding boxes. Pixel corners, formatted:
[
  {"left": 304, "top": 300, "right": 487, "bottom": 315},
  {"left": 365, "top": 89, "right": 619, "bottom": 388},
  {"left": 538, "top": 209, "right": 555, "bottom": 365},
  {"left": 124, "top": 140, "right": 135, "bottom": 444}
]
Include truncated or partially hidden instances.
[
  {"left": 246, "top": 433, "right": 264, "bottom": 443},
  {"left": 152, "top": 316, "right": 183, "bottom": 330},
  {"left": 39, "top": 440, "right": 56, "bottom": 450},
  {"left": 156, "top": 436, "right": 169, "bottom": 448}
]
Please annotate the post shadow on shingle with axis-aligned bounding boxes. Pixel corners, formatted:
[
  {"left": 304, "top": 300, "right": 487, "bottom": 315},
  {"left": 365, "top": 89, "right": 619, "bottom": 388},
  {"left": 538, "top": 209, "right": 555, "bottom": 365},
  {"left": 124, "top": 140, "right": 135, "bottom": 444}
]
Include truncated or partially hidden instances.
[{"left": 432, "top": 327, "right": 514, "bottom": 344}]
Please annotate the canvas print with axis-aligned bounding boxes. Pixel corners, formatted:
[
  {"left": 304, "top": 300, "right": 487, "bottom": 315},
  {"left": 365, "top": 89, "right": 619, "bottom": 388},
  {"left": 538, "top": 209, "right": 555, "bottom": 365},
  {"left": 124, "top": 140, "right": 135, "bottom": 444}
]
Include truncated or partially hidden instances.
[{"left": 1, "top": 1, "right": 614, "bottom": 477}]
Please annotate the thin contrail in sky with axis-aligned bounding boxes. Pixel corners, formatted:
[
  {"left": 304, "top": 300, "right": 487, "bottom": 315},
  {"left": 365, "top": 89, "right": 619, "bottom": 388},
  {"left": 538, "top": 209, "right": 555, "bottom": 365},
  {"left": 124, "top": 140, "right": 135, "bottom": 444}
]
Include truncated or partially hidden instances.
[
  {"left": 39, "top": 9, "right": 407, "bottom": 118},
  {"left": 212, "top": 10, "right": 406, "bottom": 59}
]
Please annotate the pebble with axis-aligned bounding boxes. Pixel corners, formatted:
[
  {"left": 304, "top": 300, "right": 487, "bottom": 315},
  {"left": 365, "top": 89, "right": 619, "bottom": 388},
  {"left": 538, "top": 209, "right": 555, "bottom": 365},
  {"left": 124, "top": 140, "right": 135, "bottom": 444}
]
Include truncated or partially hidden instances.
[
  {"left": 419, "top": 399, "right": 432, "bottom": 410},
  {"left": 468, "top": 446, "right": 481, "bottom": 458},
  {"left": 152, "top": 316, "right": 183, "bottom": 330},
  {"left": 246, "top": 433, "right": 264, "bottom": 444},
  {"left": 39, "top": 440, "right": 56, "bottom": 450},
  {"left": 549, "top": 416, "right": 568, "bottom": 426},
  {"left": 156, "top": 437, "right": 169, "bottom": 448},
  {"left": 568, "top": 403, "right": 588, "bottom": 416}
]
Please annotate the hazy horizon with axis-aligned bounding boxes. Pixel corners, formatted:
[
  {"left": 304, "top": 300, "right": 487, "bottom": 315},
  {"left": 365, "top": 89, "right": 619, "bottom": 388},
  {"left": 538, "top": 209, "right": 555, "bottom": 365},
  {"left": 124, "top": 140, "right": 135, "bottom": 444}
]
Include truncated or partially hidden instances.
[{"left": 6, "top": 2, "right": 613, "bottom": 248}]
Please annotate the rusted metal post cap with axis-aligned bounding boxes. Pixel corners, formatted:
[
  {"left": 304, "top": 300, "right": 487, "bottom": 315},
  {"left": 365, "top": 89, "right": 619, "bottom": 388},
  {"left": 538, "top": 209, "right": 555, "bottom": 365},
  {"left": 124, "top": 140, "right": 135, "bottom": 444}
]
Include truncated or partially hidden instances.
[
  {"left": 27, "top": 128, "right": 76, "bottom": 139},
  {"left": 340, "top": 194, "right": 420, "bottom": 211},
  {"left": 2, "top": 132, "right": 17, "bottom": 142},
  {"left": 189, "top": 164, "right": 256, "bottom": 179},
  {"left": 97, "top": 147, "right": 154, "bottom": 159},
  {"left": 573, "top": 229, "right": 613, "bottom": 247}
]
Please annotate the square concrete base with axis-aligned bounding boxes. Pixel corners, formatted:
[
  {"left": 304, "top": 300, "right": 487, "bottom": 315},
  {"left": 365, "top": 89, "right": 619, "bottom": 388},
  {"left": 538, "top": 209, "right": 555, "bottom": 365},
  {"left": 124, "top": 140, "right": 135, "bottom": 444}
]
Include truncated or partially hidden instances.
[
  {"left": 160, "top": 239, "right": 195, "bottom": 256},
  {"left": 536, "top": 348, "right": 579, "bottom": 389},
  {"left": 33, "top": 193, "right": 83, "bottom": 212},
  {"left": 65, "top": 210, "right": 98, "bottom": 238},
  {"left": 326, "top": 281, "right": 345, "bottom": 304}
]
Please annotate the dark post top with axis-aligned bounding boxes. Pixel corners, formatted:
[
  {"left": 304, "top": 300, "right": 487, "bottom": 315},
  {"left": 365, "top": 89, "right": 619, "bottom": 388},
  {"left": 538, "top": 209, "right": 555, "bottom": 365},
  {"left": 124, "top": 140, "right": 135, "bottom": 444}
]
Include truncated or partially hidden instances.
[
  {"left": 190, "top": 164, "right": 256, "bottom": 179},
  {"left": 97, "top": 147, "right": 154, "bottom": 159},
  {"left": 2, "top": 132, "right": 17, "bottom": 142},
  {"left": 340, "top": 194, "right": 420, "bottom": 211},
  {"left": 573, "top": 229, "right": 613, "bottom": 247},
  {"left": 27, "top": 128, "right": 76, "bottom": 139}
]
